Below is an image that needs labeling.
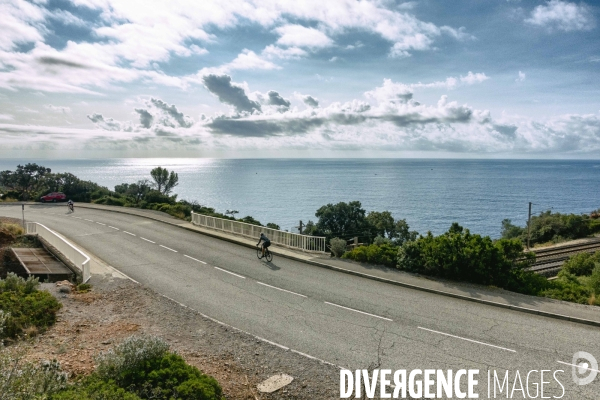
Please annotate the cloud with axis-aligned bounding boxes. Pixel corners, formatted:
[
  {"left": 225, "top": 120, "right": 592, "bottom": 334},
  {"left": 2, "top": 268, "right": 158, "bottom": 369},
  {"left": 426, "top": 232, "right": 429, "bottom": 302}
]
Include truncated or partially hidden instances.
[
  {"left": 87, "top": 113, "right": 123, "bottom": 131},
  {"left": 0, "top": 114, "right": 14, "bottom": 121},
  {"left": 262, "top": 45, "right": 308, "bottom": 59},
  {"left": 135, "top": 108, "right": 154, "bottom": 128},
  {"left": 299, "top": 94, "right": 319, "bottom": 108},
  {"left": 266, "top": 91, "right": 291, "bottom": 109},
  {"left": 516, "top": 71, "right": 526, "bottom": 82},
  {"left": 274, "top": 25, "right": 334, "bottom": 48},
  {"left": 525, "top": 0, "right": 595, "bottom": 32},
  {"left": 149, "top": 98, "right": 193, "bottom": 128},
  {"left": 202, "top": 74, "right": 262, "bottom": 114},
  {"left": 44, "top": 104, "right": 71, "bottom": 114}
]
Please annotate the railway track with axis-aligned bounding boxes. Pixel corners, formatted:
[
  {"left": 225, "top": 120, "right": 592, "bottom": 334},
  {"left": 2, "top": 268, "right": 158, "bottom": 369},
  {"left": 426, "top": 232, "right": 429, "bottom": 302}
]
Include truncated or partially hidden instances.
[{"left": 526, "top": 239, "right": 600, "bottom": 274}]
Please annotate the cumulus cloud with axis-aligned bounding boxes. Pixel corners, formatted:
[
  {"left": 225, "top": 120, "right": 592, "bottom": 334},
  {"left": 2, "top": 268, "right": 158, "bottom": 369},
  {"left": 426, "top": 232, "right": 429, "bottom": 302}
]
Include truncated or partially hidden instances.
[
  {"left": 262, "top": 45, "right": 308, "bottom": 59},
  {"left": 274, "top": 25, "right": 334, "bottom": 48},
  {"left": 150, "top": 98, "right": 193, "bottom": 128},
  {"left": 87, "top": 113, "right": 123, "bottom": 131},
  {"left": 301, "top": 94, "right": 319, "bottom": 108},
  {"left": 516, "top": 71, "right": 526, "bottom": 82},
  {"left": 202, "top": 74, "right": 262, "bottom": 114},
  {"left": 525, "top": 0, "right": 595, "bottom": 31},
  {"left": 266, "top": 91, "right": 291, "bottom": 110},
  {"left": 135, "top": 108, "right": 154, "bottom": 128}
]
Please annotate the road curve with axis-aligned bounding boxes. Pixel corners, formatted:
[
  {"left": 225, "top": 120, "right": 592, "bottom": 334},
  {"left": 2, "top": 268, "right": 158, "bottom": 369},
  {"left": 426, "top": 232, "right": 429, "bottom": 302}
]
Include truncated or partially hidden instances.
[{"left": 3, "top": 204, "right": 600, "bottom": 397}]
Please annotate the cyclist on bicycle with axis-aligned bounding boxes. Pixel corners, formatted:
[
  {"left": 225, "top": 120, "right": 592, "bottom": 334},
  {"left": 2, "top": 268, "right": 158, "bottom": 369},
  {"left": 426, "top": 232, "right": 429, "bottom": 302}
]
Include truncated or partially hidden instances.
[
  {"left": 67, "top": 199, "right": 74, "bottom": 212},
  {"left": 257, "top": 232, "right": 271, "bottom": 256}
]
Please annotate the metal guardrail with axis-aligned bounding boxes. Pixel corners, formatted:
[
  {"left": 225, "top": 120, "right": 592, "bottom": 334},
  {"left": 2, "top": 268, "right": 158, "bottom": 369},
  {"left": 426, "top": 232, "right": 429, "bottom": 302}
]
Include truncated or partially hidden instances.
[
  {"left": 26, "top": 222, "right": 91, "bottom": 283},
  {"left": 190, "top": 212, "right": 326, "bottom": 253}
]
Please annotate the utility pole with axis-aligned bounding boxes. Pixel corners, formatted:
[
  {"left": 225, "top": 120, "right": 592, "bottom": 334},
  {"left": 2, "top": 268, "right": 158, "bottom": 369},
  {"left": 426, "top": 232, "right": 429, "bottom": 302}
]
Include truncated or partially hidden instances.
[
  {"left": 22, "top": 204, "right": 25, "bottom": 230},
  {"left": 527, "top": 202, "right": 532, "bottom": 250},
  {"left": 295, "top": 220, "right": 304, "bottom": 234}
]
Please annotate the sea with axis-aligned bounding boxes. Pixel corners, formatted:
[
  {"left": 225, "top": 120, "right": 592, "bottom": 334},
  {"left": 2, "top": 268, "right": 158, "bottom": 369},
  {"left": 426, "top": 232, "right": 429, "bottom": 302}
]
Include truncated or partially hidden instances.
[{"left": 1, "top": 158, "right": 599, "bottom": 239}]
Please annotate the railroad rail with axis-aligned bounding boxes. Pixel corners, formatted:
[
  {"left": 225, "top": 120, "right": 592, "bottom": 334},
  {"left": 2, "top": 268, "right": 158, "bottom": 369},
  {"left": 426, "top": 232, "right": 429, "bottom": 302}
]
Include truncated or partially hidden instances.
[{"left": 526, "top": 238, "right": 600, "bottom": 274}]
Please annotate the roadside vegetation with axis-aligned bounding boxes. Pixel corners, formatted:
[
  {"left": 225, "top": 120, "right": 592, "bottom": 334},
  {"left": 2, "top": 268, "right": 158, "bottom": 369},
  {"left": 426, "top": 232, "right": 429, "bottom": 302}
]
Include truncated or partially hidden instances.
[{"left": 501, "top": 210, "right": 600, "bottom": 246}]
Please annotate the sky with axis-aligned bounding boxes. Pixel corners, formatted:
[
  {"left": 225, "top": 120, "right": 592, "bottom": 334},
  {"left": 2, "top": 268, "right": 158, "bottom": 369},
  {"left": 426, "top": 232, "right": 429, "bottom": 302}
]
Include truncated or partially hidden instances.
[{"left": 0, "top": 0, "right": 599, "bottom": 158}]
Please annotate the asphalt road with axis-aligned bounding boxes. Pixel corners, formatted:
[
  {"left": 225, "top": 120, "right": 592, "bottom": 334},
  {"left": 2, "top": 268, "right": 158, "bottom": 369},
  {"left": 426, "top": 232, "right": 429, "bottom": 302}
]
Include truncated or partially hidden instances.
[{"left": 3, "top": 204, "right": 600, "bottom": 398}]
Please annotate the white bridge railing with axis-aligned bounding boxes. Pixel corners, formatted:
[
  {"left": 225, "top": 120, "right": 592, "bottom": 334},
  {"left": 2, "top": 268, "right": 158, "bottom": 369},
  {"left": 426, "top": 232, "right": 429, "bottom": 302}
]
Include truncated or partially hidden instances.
[
  {"left": 26, "top": 222, "right": 91, "bottom": 283},
  {"left": 191, "top": 212, "right": 326, "bottom": 253}
]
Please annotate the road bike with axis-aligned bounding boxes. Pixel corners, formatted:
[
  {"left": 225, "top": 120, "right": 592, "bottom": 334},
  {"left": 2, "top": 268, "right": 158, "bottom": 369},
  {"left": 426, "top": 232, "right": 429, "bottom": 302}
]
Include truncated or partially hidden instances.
[{"left": 256, "top": 245, "right": 273, "bottom": 262}]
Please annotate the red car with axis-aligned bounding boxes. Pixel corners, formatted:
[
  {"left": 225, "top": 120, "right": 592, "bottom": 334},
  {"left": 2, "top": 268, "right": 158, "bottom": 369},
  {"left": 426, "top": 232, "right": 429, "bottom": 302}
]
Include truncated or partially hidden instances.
[{"left": 40, "top": 192, "right": 67, "bottom": 202}]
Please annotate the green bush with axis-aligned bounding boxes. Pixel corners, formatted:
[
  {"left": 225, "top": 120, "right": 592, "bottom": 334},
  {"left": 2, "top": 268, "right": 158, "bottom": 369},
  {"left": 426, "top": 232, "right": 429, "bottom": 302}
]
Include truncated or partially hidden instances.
[
  {"left": 95, "top": 336, "right": 222, "bottom": 400},
  {"left": 343, "top": 243, "right": 398, "bottom": 267},
  {"left": 329, "top": 237, "right": 347, "bottom": 257},
  {"left": 562, "top": 251, "right": 600, "bottom": 276},
  {"left": 540, "top": 270, "right": 592, "bottom": 304},
  {"left": 0, "top": 273, "right": 62, "bottom": 340},
  {"left": 589, "top": 264, "right": 600, "bottom": 295},
  {"left": 397, "top": 223, "right": 532, "bottom": 287},
  {"left": 51, "top": 376, "right": 141, "bottom": 400},
  {"left": 0, "top": 353, "right": 67, "bottom": 399}
]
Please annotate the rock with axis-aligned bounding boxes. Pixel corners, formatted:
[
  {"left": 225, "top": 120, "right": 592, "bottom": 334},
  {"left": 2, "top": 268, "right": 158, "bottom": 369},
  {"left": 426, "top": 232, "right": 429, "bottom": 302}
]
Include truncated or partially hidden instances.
[
  {"left": 257, "top": 374, "right": 294, "bottom": 393},
  {"left": 58, "top": 285, "right": 72, "bottom": 294}
]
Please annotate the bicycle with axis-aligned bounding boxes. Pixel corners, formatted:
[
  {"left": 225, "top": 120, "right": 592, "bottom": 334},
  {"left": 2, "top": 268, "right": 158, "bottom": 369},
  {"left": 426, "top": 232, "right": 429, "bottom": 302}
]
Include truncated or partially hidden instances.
[
  {"left": 256, "top": 245, "right": 273, "bottom": 262},
  {"left": 67, "top": 203, "right": 74, "bottom": 213}
]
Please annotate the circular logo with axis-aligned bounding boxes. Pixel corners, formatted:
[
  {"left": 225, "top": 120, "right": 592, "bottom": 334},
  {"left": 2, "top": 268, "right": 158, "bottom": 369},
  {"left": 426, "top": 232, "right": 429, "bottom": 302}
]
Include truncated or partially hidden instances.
[{"left": 571, "top": 351, "right": 598, "bottom": 386}]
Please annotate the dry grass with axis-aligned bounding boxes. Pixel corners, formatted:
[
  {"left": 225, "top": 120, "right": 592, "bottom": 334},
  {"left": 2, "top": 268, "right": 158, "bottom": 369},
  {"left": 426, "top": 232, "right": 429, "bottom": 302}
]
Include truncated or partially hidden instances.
[{"left": 0, "top": 222, "right": 24, "bottom": 236}]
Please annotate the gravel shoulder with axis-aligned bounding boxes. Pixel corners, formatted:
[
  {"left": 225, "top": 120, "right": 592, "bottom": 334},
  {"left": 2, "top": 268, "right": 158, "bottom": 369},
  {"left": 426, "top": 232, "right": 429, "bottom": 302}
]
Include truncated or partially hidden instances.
[{"left": 21, "top": 276, "right": 341, "bottom": 399}]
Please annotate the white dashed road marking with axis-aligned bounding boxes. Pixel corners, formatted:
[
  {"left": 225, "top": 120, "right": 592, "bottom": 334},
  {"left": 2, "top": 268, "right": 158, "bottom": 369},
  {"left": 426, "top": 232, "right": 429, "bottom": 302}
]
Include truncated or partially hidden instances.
[
  {"left": 140, "top": 237, "right": 155, "bottom": 243},
  {"left": 324, "top": 301, "right": 393, "bottom": 321},
  {"left": 95, "top": 222, "right": 106, "bottom": 226},
  {"left": 123, "top": 231, "right": 135, "bottom": 236},
  {"left": 214, "top": 267, "right": 245, "bottom": 279},
  {"left": 159, "top": 244, "right": 177, "bottom": 252},
  {"left": 108, "top": 226, "right": 119, "bottom": 230},
  {"left": 418, "top": 327, "right": 516, "bottom": 353},
  {"left": 84, "top": 219, "right": 94, "bottom": 222},
  {"left": 257, "top": 282, "right": 307, "bottom": 298},
  {"left": 184, "top": 255, "right": 207, "bottom": 264}
]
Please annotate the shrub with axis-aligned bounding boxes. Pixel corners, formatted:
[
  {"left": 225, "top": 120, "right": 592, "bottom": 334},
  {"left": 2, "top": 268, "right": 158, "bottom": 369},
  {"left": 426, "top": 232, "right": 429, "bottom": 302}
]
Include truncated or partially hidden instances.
[
  {"left": 51, "top": 376, "right": 141, "bottom": 400},
  {"left": 0, "top": 352, "right": 67, "bottom": 399},
  {"left": 589, "top": 264, "right": 600, "bottom": 295},
  {"left": 540, "top": 270, "right": 592, "bottom": 304},
  {"left": 0, "top": 273, "right": 62, "bottom": 340},
  {"left": 266, "top": 223, "right": 280, "bottom": 230},
  {"left": 0, "top": 222, "right": 24, "bottom": 236},
  {"left": 95, "top": 336, "right": 222, "bottom": 400},
  {"left": 329, "top": 237, "right": 347, "bottom": 257},
  {"left": 397, "top": 224, "right": 531, "bottom": 287},
  {"left": 562, "top": 251, "right": 600, "bottom": 276},
  {"left": 373, "top": 235, "right": 391, "bottom": 246},
  {"left": 343, "top": 243, "right": 398, "bottom": 267}
]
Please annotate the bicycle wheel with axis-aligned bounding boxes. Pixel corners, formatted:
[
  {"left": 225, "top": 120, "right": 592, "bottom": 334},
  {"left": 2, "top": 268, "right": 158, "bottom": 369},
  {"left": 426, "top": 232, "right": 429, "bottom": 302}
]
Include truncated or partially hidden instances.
[
  {"left": 265, "top": 249, "right": 273, "bottom": 262},
  {"left": 257, "top": 247, "right": 263, "bottom": 259}
]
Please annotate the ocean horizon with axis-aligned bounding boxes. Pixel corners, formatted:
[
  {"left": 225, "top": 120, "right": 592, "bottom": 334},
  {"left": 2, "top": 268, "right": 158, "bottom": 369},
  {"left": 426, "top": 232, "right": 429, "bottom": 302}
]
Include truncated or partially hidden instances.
[{"left": 1, "top": 158, "right": 599, "bottom": 239}]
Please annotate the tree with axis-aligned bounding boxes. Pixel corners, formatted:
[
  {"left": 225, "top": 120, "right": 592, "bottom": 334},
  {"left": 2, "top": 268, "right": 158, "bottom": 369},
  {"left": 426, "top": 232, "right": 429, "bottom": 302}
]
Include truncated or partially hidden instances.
[
  {"left": 366, "top": 211, "right": 395, "bottom": 238},
  {"left": 0, "top": 164, "right": 51, "bottom": 200},
  {"left": 393, "top": 218, "right": 418, "bottom": 246},
  {"left": 315, "top": 201, "right": 370, "bottom": 240},
  {"left": 266, "top": 222, "right": 280, "bottom": 230},
  {"left": 225, "top": 210, "right": 239, "bottom": 219},
  {"left": 150, "top": 167, "right": 179, "bottom": 195}
]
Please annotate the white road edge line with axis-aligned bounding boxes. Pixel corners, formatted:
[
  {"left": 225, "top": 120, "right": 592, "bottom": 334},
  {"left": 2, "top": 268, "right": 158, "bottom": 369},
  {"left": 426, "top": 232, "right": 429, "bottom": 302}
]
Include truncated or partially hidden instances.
[
  {"left": 557, "top": 361, "right": 600, "bottom": 373},
  {"left": 123, "top": 231, "right": 136, "bottom": 236},
  {"left": 140, "top": 237, "right": 156, "bottom": 244},
  {"left": 158, "top": 293, "right": 344, "bottom": 369},
  {"left": 108, "top": 226, "right": 119, "bottom": 230},
  {"left": 418, "top": 327, "right": 516, "bottom": 353},
  {"left": 159, "top": 244, "right": 177, "bottom": 252},
  {"left": 324, "top": 301, "right": 392, "bottom": 321},
  {"left": 184, "top": 254, "right": 207, "bottom": 264},
  {"left": 95, "top": 222, "right": 106, "bottom": 226},
  {"left": 257, "top": 282, "right": 307, "bottom": 298},
  {"left": 214, "top": 267, "right": 245, "bottom": 279}
]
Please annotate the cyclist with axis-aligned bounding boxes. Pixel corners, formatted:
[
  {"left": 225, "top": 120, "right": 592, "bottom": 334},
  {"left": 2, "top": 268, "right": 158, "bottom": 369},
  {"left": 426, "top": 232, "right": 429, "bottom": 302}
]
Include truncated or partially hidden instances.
[
  {"left": 67, "top": 199, "right": 74, "bottom": 212},
  {"left": 256, "top": 232, "right": 271, "bottom": 257}
]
